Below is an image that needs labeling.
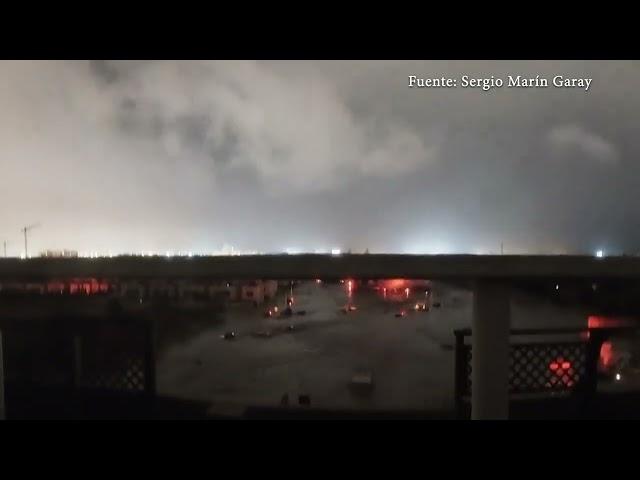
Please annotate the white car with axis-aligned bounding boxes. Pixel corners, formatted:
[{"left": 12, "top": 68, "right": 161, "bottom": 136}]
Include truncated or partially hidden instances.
[{"left": 350, "top": 370, "right": 374, "bottom": 393}]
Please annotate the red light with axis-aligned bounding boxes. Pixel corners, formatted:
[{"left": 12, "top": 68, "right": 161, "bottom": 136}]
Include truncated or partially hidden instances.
[
  {"left": 588, "top": 315, "right": 632, "bottom": 329},
  {"left": 600, "top": 341, "right": 613, "bottom": 368},
  {"left": 588, "top": 316, "right": 603, "bottom": 329},
  {"left": 550, "top": 358, "right": 572, "bottom": 381}
]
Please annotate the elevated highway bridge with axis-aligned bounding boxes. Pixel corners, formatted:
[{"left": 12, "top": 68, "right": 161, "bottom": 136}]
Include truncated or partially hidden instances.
[{"left": 0, "top": 254, "right": 639, "bottom": 281}]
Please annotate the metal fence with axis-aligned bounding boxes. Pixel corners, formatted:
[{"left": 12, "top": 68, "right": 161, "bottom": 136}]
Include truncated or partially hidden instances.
[{"left": 454, "top": 327, "right": 615, "bottom": 419}]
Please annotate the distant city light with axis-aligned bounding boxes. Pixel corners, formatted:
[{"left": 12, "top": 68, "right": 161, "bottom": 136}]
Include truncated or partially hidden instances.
[
  {"left": 331, "top": 249, "right": 341, "bottom": 255},
  {"left": 616, "top": 373, "right": 621, "bottom": 381},
  {"left": 596, "top": 250, "right": 604, "bottom": 258},
  {"left": 402, "top": 240, "right": 456, "bottom": 255}
]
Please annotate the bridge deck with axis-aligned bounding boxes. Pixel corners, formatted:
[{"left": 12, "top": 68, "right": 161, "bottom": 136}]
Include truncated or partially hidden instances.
[{"left": 1, "top": 254, "right": 639, "bottom": 280}]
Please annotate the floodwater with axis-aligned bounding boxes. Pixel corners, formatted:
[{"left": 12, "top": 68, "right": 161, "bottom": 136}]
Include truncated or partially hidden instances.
[{"left": 156, "top": 281, "right": 590, "bottom": 415}]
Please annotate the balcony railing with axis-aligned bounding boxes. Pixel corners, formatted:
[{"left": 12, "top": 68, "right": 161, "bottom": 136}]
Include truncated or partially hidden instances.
[
  {"left": 454, "top": 327, "right": 626, "bottom": 419},
  {"left": 0, "top": 314, "right": 156, "bottom": 419}
]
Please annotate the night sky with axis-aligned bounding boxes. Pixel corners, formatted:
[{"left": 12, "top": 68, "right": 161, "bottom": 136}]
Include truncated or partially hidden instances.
[{"left": 0, "top": 60, "right": 638, "bottom": 256}]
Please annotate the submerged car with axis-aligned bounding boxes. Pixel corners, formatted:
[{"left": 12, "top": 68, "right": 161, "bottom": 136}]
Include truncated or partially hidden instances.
[
  {"left": 350, "top": 369, "right": 374, "bottom": 395},
  {"left": 221, "top": 331, "right": 236, "bottom": 340},
  {"left": 414, "top": 302, "right": 428, "bottom": 311},
  {"left": 252, "top": 330, "right": 273, "bottom": 338}
]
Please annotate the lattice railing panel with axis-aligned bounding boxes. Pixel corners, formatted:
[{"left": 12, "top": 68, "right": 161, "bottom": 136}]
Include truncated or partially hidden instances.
[
  {"left": 458, "top": 341, "right": 587, "bottom": 397},
  {"left": 509, "top": 342, "right": 586, "bottom": 394},
  {"left": 81, "top": 353, "right": 146, "bottom": 392}
]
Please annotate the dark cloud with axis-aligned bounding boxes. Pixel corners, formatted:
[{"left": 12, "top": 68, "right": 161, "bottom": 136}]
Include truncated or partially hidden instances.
[
  {"left": 89, "top": 60, "right": 122, "bottom": 85},
  {"left": 0, "top": 61, "right": 638, "bottom": 256}
]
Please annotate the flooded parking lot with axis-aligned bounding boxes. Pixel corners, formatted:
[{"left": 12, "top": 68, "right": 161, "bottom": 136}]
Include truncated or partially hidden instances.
[{"left": 156, "top": 280, "right": 591, "bottom": 415}]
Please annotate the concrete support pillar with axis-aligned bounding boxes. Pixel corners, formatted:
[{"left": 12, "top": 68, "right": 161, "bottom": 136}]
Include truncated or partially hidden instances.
[{"left": 472, "top": 280, "right": 511, "bottom": 420}]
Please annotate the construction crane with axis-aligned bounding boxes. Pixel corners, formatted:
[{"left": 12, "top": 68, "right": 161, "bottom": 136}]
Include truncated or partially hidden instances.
[{"left": 21, "top": 223, "right": 41, "bottom": 259}]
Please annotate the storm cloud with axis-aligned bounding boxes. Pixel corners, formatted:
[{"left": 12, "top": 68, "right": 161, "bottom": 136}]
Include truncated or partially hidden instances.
[
  {"left": 547, "top": 124, "right": 618, "bottom": 164},
  {"left": 0, "top": 60, "right": 639, "bottom": 256}
]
